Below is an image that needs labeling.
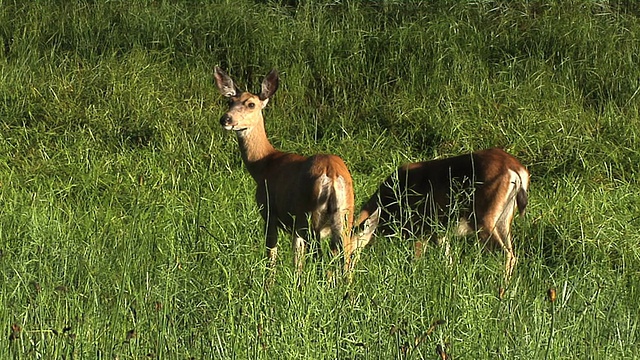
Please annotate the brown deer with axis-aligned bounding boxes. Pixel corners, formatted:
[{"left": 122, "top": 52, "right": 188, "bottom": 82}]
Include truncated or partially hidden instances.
[
  {"left": 214, "top": 67, "right": 374, "bottom": 275},
  {"left": 354, "top": 148, "right": 529, "bottom": 280}
]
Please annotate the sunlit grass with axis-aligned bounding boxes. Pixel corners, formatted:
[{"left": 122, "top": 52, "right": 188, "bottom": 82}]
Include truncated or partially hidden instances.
[{"left": 1, "top": 1, "right": 639, "bottom": 358}]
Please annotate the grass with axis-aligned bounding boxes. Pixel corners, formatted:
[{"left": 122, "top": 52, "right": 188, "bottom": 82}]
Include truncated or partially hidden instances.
[{"left": 1, "top": 0, "right": 640, "bottom": 358}]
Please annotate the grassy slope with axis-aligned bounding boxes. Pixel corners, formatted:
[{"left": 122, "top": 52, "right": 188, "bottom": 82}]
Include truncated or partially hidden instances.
[{"left": 1, "top": 1, "right": 639, "bottom": 358}]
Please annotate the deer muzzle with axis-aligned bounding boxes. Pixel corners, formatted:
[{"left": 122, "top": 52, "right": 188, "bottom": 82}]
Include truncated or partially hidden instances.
[{"left": 220, "top": 114, "right": 234, "bottom": 129}]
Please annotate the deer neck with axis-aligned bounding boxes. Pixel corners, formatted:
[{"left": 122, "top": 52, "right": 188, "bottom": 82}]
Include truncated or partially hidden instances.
[{"left": 235, "top": 118, "right": 278, "bottom": 181}]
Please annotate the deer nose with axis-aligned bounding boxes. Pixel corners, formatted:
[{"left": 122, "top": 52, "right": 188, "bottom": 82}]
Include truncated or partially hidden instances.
[{"left": 219, "top": 114, "right": 233, "bottom": 127}]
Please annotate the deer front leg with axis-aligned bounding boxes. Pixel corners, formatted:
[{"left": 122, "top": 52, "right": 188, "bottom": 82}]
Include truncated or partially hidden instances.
[
  {"left": 263, "top": 220, "right": 279, "bottom": 290},
  {"left": 265, "top": 220, "right": 278, "bottom": 269},
  {"left": 292, "top": 230, "right": 307, "bottom": 272}
]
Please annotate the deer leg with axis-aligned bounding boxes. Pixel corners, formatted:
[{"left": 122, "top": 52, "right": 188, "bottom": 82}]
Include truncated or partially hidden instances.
[
  {"left": 306, "top": 214, "right": 322, "bottom": 261},
  {"left": 505, "top": 246, "right": 516, "bottom": 281},
  {"left": 262, "top": 220, "right": 279, "bottom": 290},
  {"left": 328, "top": 211, "right": 350, "bottom": 271},
  {"left": 413, "top": 220, "right": 436, "bottom": 259},
  {"left": 308, "top": 233, "right": 322, "bottom": 261},
  {"left": 265, "top": 220, "right": 278, "bottom": 269},
  {"left": 414, "top": 239, "right": 427, "bottom": 258},
  {"left": 481, "top": 191, "right": 518, "bottom": 282},
  {"left": 316, "top": 211, "right": 348, "bottom": 284},
  {"left": 292, "top": 227, "right": 308, "bottom": 272},
  {"left": 480, "top": 221, "right": 516, "bottom": 283},
  {"left": 498, "top": 226, "right": 517, "bottom": 282},
  {"left": 437, "top": 235, "right": 453, "bottom": 266}
]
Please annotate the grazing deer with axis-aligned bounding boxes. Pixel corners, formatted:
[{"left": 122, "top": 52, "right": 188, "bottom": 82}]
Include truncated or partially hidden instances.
[
  {"left": 214, "top": 67, "right": 370, "bottom": 275},
  {"left": 354, "top": 148, "right": 529, "bottom": 280}
]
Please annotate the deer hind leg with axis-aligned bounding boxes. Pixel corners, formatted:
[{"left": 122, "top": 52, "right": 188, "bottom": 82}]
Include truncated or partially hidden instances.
[
  {"left": 322, "top": 175, "right": 353, "bottom": 273},
  {"left": 480, "top": 198, "right": 518, "bottom": 281},
  {"left": 481, "top": 222, "right": 516, "bottom": 282},
  {"left": 328, "top": 210, "right": 348, "bottom": 267},
  {"left": 311, "top": 206, "right": 352, "bottom": 285},
  {"left": 499, "top": 207, "right": 518, "bottom": 280}
]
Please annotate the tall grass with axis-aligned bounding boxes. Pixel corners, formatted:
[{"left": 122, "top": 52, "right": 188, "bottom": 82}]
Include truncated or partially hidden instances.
[{"left": 1, "top": 1, "right": 639, "bottom": 358}]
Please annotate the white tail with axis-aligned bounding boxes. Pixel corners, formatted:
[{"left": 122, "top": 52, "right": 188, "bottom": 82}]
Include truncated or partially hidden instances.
[
  {"left": 214, "top": 67, "right": 357, "bottom": 273},
  {"left": 355, "top": 148, "right": 529, "bottom": 280}
]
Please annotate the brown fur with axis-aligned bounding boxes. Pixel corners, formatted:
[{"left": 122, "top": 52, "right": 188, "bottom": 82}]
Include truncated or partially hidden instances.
[
  {"left": 356, "top": 148, "right": 529, "bottom": 280},
  {"left": 214, "top": 67, "right": 356, "bottom": 272}
]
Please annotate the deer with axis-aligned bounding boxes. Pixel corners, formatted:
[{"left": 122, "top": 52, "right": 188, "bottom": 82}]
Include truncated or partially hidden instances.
[
  {"left": 353, "top": 148, "right": 529, "bottom": 281},
  {"left": 213, "top": 67, "right": 376, "bottom": 277}
]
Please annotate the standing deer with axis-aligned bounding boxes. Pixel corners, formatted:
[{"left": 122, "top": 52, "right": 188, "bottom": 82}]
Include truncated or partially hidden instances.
[
  {"left": 354, "top": 148, "right": 529, "bottom": 280},
  {"left": 214, "top": 67, "right": 373, "bottom": 275}
]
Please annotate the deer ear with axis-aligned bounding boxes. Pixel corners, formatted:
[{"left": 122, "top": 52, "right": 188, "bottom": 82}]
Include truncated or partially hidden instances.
[
  {"left": 259, "top": 69, "right": 279, "bottom": 102},
  {"left": 214, "top": 66, "right": 238, "bottom": 98}
]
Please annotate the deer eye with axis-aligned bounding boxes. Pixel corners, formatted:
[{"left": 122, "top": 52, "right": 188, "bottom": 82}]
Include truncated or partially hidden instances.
[{"left": 247, "top": 102, "right": 256, "bottom": 109}]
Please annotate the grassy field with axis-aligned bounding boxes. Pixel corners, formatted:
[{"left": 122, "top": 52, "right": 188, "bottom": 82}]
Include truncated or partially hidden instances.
[{"left": 1, "top": 0, "right": 640, "bottom": 358}]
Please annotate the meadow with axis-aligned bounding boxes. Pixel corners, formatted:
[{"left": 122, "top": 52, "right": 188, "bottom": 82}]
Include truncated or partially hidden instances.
[{"left": 1, "top": 0, "right": 640, "bottom": 358}]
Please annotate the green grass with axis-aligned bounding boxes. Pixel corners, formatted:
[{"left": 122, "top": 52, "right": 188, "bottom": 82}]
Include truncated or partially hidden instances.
[{"left": 1, "top": 0, "right": 640, "bottom": 358}]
